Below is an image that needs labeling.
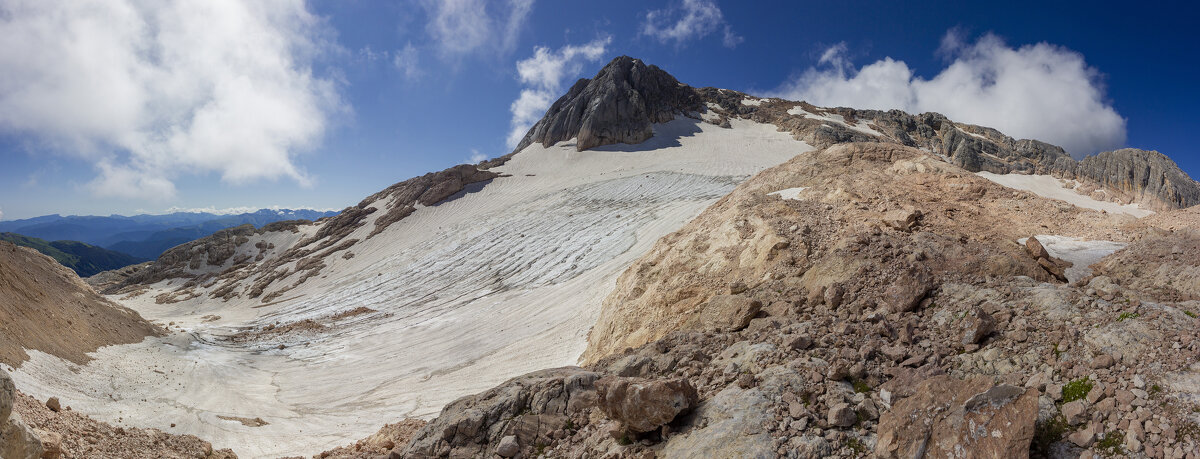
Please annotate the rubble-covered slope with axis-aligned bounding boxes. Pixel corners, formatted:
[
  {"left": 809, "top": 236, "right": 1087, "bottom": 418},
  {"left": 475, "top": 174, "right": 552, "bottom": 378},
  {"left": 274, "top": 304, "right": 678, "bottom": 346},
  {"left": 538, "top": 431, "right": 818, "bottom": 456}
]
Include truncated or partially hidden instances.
[{"left": 0, "top": 241, "right": 160, "bottom": 367}]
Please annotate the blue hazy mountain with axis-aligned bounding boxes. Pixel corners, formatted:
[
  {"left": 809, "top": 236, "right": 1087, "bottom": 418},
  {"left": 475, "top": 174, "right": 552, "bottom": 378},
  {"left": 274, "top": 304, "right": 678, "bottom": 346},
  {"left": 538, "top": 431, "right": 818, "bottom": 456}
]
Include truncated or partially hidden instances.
[{"left": 0, "top": 209, "right": 338, "bottom": 263}]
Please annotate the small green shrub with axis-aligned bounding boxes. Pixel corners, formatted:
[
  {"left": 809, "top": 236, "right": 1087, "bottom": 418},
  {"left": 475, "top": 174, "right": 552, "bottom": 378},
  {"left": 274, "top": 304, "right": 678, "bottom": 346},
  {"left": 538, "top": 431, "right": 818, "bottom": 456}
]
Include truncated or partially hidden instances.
[
  {"left": 846, "top": 437, "right": 866, "bottom": 453},
  {"left": 1061, "top": 377, "right": 1093, "bottom": 404},
  {"left": 1095, "top": 431, "right": 1123, "bottom": 456},
  {"left": 1117, "top": 312, "right": 1140, "bottom": 321},
  {"left": 852, "top": 379, "right": 871, "bottom": 394},
  {"left": 1185, "top": 310, "right": 1197, "bottom": 318},
  {"left": 1032, "top": 416, "right": 1070, "bottom": 454}
]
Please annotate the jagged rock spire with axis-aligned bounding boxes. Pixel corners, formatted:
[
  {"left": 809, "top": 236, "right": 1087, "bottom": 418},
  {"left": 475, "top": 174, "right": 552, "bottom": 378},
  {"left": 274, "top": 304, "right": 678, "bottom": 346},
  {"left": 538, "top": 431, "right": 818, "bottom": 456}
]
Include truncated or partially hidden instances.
[{"left": 513, "top": 56, "right": 704, "bottom": 153}]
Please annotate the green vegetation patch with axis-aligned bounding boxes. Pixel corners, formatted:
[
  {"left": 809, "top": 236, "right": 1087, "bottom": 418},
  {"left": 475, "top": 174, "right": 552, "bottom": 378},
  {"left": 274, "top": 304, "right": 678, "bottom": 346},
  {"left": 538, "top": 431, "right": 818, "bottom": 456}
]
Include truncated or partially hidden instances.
[
  {"left": 1061, "top": 377, "right": 1093, "bottom": 404},
  {"left": 1095, "top": 431, "right": 1124, "bottom": 456},
  {"left": 1032, "top": 415, "right": 1070, "bottom": 455}
]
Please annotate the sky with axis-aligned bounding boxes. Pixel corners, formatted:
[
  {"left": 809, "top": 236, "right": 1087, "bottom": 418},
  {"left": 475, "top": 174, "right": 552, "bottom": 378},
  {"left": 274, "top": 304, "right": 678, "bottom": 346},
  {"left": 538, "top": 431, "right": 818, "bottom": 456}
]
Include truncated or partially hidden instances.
[{"left": 0, "top": 0, "right": 1196, "bottom": 220}]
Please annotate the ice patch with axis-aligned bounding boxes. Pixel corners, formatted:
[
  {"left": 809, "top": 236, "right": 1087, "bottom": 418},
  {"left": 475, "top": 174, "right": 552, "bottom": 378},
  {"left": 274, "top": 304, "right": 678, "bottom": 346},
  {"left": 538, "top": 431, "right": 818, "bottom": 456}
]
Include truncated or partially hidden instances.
[
  {"left": 1019, "top": 235, "right": 1127, "bottom": 283},
  {"left": 768, "top": 187, "right": 808, "bottom": 200},
  {"left": 977, "top": 172, "right": 1153, "bottom": 218}
]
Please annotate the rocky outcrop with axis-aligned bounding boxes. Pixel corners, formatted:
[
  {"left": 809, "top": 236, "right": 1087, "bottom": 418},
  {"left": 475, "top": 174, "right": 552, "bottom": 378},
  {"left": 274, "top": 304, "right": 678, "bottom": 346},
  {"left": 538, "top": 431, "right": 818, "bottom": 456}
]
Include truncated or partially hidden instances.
[
  {"left": 0, "top": 242, "right": 162, "bottom": 367},
  {"left": 595, "top": 376, "right": 698, "bottom": 433},
  {"left": 875, "top": 376, "right": 1038, "bottom": 458},
  {"left": 513, "top": 55, "right": 704, "bottom": 153},
  {"left": 698, "top": 90, "right": 1200, "bottom": 210},
  {"left": 582, "top": 142, "right": 1120, "bottom": 363},
  {"left": 1075, "top": 148, "right": 1200, "bottom": 210},
  {"left": 400, "top": 367, "right": 601, "bottom": 458}
]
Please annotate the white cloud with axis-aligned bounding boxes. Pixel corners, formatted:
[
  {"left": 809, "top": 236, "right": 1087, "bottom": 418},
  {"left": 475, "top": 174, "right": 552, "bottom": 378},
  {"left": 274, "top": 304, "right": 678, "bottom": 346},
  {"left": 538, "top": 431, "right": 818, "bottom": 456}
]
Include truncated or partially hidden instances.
[
  {"left": 158, "top": 205, "right": 337, "bottom": 215},
  {"left": 467, "top": 148, "right": 487, "bottom": 163},
  {"left": 0, "top": 207, "right": 4, "bottom": 221},
  {"left": 642, "top": 0, "right": 741, "bottom": 48},
  {"left": 506, "top": 37, "right": 611, "bottom": 148},
  {"left": 393, "top": 43, "right": 421, "bottom": 80},
  {"left": 421, "top": 0, "right": 534, "bottom": 58},
  {"left": 774, "top": 33, "right": 1126, "bottom": 157},
  {"left": 0, "top": 0, "right": 343, "bottom": 200}
]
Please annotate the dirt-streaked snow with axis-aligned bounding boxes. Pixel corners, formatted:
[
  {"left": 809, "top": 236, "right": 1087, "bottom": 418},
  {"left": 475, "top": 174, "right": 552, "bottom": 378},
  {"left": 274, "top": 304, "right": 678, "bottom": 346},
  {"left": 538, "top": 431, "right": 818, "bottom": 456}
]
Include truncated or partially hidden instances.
[
  {"left": 976, "top": 172, "right": 1153, "bottom": 218},
  {"left": 11, "top": 117, "right": 812, "bottom": 458},
  {"left": 1019, "top": 235, "right": 1127, "bottom": 283},
  {"left": 768, "top": 187, "right": 808, "bottom": 200},
  {"left": 786, "top": 106, "right": 883, "bottom": 138}
]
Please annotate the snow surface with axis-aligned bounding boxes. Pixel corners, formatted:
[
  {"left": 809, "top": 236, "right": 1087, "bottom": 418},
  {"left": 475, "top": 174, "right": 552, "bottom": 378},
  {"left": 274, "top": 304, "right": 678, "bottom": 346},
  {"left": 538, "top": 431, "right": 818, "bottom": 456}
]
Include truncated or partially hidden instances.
[
  {"left": 786, "top": 106, "right": 883, "bottom": 138},
  {"left": 976, "top": 172, "right": 1153, "bottom": 218},
  {"left": 11, "top": 117, "right": 812, "bottom": 458},
  {"left": 768, "top": 187, "right": 808, "bottom": 200},
  {"left": 956, "top": 127, "right": 989, "bottom": 141},
  {"left": 1018, "top": 235, "right": 1127, "bottom": 283},
  {"left": 740, "top": 98, "right": 765, "bottom": 106}
]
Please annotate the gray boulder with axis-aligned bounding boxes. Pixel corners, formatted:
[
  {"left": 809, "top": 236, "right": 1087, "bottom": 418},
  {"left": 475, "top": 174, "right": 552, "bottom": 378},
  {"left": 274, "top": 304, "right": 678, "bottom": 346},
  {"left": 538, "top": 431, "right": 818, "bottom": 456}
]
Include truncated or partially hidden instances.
[{"left": 401, "top": 367, "right": 600, "bottom": 458}]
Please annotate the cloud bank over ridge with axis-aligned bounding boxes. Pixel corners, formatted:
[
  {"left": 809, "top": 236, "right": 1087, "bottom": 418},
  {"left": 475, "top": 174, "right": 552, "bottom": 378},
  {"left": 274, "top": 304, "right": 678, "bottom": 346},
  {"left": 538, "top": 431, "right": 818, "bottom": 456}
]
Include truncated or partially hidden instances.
[{"left": 774, "top": 32, "right": 1126, "bottom": 157}]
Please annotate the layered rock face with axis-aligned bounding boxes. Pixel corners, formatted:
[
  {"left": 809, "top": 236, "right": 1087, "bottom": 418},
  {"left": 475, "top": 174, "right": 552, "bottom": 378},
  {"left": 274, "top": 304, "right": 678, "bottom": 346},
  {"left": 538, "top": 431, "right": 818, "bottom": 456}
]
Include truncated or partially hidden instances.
[
  {"left": 0, "top": 242, "right": 161, "bottom": 367},
  {"left": 513, "top": 56, "right": 704, "bottom": 152}
]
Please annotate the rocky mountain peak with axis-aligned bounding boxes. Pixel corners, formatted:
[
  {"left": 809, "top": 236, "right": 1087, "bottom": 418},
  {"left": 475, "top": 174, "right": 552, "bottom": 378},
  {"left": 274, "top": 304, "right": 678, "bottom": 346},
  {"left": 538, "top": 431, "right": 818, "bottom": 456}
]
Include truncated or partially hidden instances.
[{"left": 512, "top": 55, "right": 704, "bottom": 153}]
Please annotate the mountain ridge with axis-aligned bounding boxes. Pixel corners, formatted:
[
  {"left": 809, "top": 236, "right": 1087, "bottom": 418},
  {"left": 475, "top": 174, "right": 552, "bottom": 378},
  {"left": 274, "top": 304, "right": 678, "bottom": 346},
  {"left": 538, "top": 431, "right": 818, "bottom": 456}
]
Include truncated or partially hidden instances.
[{"left": 0, "top": 232, "right": 144, "bottom": 277}]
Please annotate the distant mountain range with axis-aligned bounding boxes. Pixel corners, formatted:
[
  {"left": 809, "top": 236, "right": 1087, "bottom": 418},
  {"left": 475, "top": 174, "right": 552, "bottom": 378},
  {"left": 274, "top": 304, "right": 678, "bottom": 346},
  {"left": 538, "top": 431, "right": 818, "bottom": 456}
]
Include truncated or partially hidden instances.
[
  {"left": 0, "top": 232, "right": 144, "bottom": 277},
  {"left": 0, "top": 209, "right": 338, "bottom": 274}
]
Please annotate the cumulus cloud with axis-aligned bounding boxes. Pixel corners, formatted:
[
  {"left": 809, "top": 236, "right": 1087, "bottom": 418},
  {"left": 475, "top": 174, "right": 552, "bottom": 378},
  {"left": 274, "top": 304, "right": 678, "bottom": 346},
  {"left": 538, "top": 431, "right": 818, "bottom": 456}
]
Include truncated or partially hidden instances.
[
  {"left": 468, "top": 148, "right": 487, "bottom": 163},
  {"left": 774, "top": 33, "right": 1125, "bottom": 156},
  {"left": 642, "top": 0, "right": 741, "bottom": 48},
  {"left": 0, "top": 0, "right": 343, "bottom": 200},
  {"left": 421, "top": 0, "right": 534, "bottom": 58},
  {"left": 506, "top": 38, "right": 610, "bottom": 148},
  {"left": 506, "top": 37, "right": 611, "bottom": 148}
]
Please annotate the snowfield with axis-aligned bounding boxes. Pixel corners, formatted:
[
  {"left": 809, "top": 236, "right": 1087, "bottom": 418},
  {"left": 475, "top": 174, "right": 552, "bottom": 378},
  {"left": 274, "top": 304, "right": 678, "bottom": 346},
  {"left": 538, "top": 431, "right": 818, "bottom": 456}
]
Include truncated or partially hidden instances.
[
  {"left": 976, "top": 172, "right": 1153, "bottom": 218},
  {"left": 10, "top": 117, "right": 811, "bottom": 458}
]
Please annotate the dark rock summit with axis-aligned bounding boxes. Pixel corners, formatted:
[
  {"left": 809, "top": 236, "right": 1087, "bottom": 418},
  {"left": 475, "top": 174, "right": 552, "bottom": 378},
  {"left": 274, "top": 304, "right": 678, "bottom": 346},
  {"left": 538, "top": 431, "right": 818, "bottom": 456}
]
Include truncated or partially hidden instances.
[{"left": 513, "top": 56, "right": 704, "bottom": 153}]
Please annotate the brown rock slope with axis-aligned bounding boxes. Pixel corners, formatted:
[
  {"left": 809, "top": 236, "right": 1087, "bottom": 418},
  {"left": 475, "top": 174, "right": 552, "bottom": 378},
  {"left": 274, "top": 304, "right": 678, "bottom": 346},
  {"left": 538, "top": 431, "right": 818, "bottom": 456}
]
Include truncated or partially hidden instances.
[
  {"left": 368, "top": 142, "right": 1199, "bottom": 458},
  {"left": 0, "top": 241, "right": 161, "bottom": 367},
  {"left": 582, "top": 142, "right": 1136, "bottom": 362}
]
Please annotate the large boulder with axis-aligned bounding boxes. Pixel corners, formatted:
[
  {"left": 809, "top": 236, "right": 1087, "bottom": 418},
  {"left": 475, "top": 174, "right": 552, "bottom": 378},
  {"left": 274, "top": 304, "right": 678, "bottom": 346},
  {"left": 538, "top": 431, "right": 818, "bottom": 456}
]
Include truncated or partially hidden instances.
[
  {"left": 697, "top": 295, "right": 761, "bottom": 332},
  {"left": 0, "top": 369, "right": 44, "bottom": 459},
  {"left": 0, "top": 369, "right": 11, "bottom": 425},
  {"left": 596, "top": 376, "right": 699, "bottom": 433},
  {"left": 876, "top": 375, "right": 1038, "bottom": 459},
  {"left": 883, "top": 270, "right": 933, "bottom": 313},
  {"left": 401, "top": 367, "right": 600, "bottom": 458}
]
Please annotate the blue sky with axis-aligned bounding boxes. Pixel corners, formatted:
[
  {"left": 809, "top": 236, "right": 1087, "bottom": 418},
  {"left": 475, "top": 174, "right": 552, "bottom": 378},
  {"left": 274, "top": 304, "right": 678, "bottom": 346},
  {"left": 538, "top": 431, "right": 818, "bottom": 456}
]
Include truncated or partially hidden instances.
[{"left": 0, "top": 0, "right": 1196, "bottom": 220}]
